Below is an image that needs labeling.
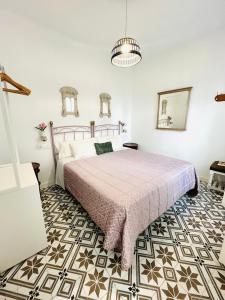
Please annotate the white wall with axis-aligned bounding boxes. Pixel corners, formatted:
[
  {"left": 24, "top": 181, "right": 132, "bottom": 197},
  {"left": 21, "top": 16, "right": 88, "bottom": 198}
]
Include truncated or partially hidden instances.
[
  {"left": 0, "top": 11, "right": 132, "bottom": 185},
  {"left": 131, "top": 29, "right": 225, "bottom": 179},
  {"left": 1, "top": 10, "right": 225, "bottom": 185}
]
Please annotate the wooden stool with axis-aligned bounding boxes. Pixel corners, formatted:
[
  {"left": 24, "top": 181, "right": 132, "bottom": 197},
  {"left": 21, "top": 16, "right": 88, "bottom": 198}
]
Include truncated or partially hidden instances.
[
  {"left": 32, "top": 162, "right": 41, "bottom": 188},
  {"left": 208, "top": 161, "right": 225, "bottom": 203}
]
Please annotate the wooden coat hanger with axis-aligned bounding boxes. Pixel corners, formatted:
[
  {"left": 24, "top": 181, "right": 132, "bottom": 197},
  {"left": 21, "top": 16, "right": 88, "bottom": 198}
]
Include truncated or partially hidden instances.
[
  {"left": 0, "top": 72, "right": 31, "bottom": 95},
  {"left": 215, "top": 93, "right": 225, "bottom": 102}
]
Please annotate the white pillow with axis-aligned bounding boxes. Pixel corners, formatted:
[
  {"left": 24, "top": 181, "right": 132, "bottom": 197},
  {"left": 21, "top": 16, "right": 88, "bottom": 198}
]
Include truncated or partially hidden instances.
[
  {"left": 70, "top": 138, "right": 97, "bottom": 159},
  {"left": 111, "top": 135, "right": 123, "bottom": 151},
  {"left": 55, "top": 142, "right": 72, "bottom": 159},
  {"left": 97, "top": 135, "right": 123, "bottom": 151}
]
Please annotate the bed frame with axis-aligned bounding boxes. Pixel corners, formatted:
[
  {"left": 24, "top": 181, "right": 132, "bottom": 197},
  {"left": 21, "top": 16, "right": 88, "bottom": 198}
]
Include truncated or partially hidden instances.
[{"left": 49, "top": 120, "right": 125, "bottom": 170}]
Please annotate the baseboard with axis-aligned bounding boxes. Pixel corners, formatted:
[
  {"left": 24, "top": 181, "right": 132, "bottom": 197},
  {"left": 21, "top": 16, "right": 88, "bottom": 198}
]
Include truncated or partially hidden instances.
[
  {"left": 200, "top": 176, "right": 208, "bottom": 183},
  {"left": 40, "top": 181, "right": 49, "bottom": 189}
]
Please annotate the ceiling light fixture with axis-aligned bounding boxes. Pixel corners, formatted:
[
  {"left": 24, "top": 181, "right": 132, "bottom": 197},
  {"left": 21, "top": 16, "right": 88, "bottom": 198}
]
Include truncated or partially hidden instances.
[{"left": 111, "top": 0, "right": 142, "bottom": 67}]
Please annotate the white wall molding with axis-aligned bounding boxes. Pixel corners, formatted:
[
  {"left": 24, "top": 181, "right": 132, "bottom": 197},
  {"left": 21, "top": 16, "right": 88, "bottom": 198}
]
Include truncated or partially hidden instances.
[
  {"left": 200, "top": 176, "right": 208, "bottom": 183},
  {"left": 40, "top": 182, "right": 49, "bottom": 189}
]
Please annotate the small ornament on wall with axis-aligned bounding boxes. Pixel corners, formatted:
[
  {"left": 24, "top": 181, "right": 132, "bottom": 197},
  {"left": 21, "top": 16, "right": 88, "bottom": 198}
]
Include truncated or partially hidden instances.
[
  {"left": 99, "top": 93, "right": 111, "bottom": 118},
  {"left": 60, "top": 86, "right": 79, "bottom": 117},
  {"left": 35, "top": 122, "right": 47, "bottom": 142}
]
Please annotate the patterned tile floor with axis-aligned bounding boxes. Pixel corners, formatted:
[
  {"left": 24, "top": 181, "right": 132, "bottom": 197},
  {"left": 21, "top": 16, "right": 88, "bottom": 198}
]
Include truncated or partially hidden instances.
[{"left": 1, "top": 182, "right": 225, "bottom": 300}]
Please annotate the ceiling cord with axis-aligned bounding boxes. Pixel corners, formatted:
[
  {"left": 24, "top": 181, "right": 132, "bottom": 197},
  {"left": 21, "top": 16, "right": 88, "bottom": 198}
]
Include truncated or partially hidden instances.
[{"left": 125, "top": 0, "right": 128, "bottom": 37}]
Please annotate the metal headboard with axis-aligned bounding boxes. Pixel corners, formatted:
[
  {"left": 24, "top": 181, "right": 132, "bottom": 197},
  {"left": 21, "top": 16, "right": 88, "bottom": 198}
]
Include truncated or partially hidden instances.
[
  {"left": 49, "top": 121, "right": 93, "bottom": 170},
  {"left": 49, "top": 120, "right": 125, "bottom": 170},
  {"left": 94, "top": 121, "right": 124, "bottom": 137}
]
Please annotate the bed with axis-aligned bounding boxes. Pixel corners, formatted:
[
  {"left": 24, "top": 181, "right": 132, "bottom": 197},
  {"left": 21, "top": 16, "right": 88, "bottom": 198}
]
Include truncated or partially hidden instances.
[{"left": 50, "top": 121, "right": 198, "bottom": 270}]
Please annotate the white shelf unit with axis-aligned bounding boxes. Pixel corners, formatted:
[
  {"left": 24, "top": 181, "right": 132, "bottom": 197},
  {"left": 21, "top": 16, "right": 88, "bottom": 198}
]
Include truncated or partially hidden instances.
[
  {"left": 0, "top": 163, "right": 47, "bottom": 272},
  {"left": 208, "top": 170, "right": 225, "bottom": 193},
  {"left": 0, "top": 66, "right": 47, "bottom": 272}
]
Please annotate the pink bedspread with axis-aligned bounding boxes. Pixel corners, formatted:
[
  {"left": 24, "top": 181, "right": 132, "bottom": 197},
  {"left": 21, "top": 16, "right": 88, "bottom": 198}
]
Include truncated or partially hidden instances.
[{"left": 64, "top": 149, "right": 197, "bottom": 270}]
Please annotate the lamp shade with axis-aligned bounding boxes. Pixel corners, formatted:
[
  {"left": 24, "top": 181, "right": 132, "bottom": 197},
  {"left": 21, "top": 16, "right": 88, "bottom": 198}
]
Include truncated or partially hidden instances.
[{"left": 111, "top": 37, "right": 142, "bottom": 67}]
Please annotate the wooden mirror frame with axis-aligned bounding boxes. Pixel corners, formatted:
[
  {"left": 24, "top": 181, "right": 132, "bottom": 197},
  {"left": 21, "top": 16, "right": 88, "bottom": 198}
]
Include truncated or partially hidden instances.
[{"left": 156, "top": 87, "right": 192, "bottom": 131}]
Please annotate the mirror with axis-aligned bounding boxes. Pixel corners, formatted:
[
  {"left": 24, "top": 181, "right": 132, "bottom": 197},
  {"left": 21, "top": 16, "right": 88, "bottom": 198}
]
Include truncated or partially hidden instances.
[
  {"left": 60, "top": 86, "right": 79, "bottom": 117},
  {"left": 65, "top": 97, "right": 75, "bottom": 113},
  {"left": 156, "top": 87, "right": 192, "bottom": 131},
  {"left": 99, "top": 93, "right": 111, "bottom": 118}
]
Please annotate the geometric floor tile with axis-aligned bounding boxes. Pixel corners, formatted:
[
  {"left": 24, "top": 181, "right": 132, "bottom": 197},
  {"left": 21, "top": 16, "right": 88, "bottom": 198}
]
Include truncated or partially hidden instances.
[{"left": 0, "top": 182, "right": 225, "bottom": 300}]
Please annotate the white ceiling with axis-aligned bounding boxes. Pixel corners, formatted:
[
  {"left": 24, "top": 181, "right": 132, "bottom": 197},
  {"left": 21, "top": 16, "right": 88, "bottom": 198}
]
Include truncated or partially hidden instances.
[{"left": 1, "top": 0, "right": 225, "bottom": 52}]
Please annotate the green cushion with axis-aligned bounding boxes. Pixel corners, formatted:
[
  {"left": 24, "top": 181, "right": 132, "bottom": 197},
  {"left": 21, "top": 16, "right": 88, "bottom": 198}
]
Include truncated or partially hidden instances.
[{"left": 94, "top": 142, "right": 113, "bottom": 155}]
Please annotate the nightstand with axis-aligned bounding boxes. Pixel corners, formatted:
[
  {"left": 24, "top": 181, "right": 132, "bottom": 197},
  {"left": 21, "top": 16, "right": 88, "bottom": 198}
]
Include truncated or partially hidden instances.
[
  {"left": 123, "top": 142, "right": 138, "bottom": 150},
  {"left": 32, "top": 162, "right": 41, "bottom": 187}
]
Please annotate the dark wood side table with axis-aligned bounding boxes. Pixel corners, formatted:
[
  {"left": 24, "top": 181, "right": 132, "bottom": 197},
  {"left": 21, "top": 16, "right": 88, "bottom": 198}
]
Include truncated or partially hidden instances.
[
  {"left": 32, "top": 162, "right": 41, "bottom": 187},
  {"left": 123, "top": 142, "right": 138, "bottom": 150}
]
